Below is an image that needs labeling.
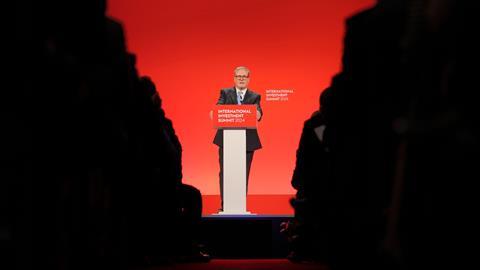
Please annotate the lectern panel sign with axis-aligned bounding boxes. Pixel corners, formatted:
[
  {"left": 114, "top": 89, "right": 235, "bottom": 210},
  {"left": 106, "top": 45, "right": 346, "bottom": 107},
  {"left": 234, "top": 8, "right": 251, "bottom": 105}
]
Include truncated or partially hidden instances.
[{"left": 213, "top": 105, "right": 257, "bottom": 129}]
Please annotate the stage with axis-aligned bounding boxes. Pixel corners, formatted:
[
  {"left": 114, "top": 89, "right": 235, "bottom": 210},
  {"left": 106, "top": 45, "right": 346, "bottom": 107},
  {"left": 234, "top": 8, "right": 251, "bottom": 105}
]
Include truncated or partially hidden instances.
[
  {"left": 202, "top": 195, "right": 294, "bottom": 216},
  {"left": 200, "top": 214, "right": 293, "bottom": 259}
]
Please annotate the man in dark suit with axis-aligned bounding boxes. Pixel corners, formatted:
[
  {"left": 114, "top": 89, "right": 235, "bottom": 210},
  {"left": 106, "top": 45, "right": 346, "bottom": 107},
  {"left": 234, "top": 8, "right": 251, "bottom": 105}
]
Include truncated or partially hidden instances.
[{"left": 213, "top": 66, "right": 263, "bottom": 210}]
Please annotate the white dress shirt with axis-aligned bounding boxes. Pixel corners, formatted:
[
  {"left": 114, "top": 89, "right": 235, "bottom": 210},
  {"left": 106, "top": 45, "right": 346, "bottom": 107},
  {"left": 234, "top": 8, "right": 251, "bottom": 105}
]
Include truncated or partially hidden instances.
[{"left": 235, "top": 87, "right": 247, "bottom": 102}]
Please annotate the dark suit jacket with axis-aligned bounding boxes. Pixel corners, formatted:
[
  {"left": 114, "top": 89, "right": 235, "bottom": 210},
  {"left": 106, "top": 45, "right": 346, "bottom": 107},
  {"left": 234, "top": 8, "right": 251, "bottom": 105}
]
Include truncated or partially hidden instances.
[{"left": 213, "top": 87, "right": 263, "bottom": 151}]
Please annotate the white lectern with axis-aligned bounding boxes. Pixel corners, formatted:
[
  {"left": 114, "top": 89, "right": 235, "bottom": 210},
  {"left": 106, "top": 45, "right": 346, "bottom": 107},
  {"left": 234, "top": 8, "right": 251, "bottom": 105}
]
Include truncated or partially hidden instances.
[{"left": 212, "top": 105, "right": 257, "bottom": 215}]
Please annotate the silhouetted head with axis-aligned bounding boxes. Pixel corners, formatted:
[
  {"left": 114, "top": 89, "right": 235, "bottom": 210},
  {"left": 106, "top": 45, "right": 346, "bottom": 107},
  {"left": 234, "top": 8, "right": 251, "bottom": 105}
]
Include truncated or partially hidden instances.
[
  {"left": 319, "top": 87, "right": 332, "bottom": 114},
  {"left": 140, "top": 76, "right": 162, "bottom": 108}
]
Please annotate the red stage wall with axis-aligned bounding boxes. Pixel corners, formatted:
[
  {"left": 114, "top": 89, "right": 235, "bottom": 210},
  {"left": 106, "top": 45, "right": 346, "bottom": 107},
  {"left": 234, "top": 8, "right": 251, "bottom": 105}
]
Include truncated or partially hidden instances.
[{"left": 108, "top": 0, "right": 374, "bottom": 213}]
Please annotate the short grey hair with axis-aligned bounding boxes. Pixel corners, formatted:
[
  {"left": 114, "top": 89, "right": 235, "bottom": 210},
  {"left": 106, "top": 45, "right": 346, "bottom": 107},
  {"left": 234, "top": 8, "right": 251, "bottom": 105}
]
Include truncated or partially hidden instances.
[{"left": 234, "top": 66, "right": 250, "bottom": 76}]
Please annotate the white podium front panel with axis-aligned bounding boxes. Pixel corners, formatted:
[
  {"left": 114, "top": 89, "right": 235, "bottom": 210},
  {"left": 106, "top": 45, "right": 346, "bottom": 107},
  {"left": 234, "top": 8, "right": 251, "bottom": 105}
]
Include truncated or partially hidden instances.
[{"left": 216, "top": 129, "right": 253, "bottom": 215}]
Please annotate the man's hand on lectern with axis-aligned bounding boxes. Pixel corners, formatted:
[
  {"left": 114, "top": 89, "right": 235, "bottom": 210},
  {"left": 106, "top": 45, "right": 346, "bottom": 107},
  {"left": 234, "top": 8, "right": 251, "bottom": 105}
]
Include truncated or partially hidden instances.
[{"left": 209, "top": 110, "right": 213, "bottom": 120}]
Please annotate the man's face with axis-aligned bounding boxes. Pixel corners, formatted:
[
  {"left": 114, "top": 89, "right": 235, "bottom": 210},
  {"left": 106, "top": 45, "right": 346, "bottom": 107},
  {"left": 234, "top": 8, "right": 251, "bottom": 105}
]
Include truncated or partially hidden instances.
[{"left": 234, "top": 69, "right": 250, "bottom": 90}]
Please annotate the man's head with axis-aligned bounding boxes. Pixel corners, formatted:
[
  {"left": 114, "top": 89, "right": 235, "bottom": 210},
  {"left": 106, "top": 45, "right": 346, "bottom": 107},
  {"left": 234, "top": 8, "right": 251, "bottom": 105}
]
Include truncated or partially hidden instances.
[{"left": 233, "top": 66, "right": 250, "bottom": 90}]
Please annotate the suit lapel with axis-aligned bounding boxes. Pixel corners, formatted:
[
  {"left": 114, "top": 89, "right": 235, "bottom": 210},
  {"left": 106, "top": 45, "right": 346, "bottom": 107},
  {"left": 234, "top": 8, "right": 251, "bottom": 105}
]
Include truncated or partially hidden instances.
[
  {"left": 230, "top": 88, "right": 238, "bottom": 104},
  {"left": 243, "top": 89, "right": 252, "bottom": 104}
]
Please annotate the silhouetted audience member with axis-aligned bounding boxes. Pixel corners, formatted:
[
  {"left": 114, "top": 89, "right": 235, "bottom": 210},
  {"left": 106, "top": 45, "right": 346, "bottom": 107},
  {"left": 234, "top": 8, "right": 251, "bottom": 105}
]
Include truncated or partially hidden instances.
[
  {"left": 385, "top": 1, "right": 479, "bottom": 269},
  {"left": 134, "top": 76, "right": 210, "bottom": 263},
  {"left": 288, "top": 0, "right": 409, "bottom": 269},
  {"left": 283, "top": 88, "right": 333, "bottom": 262},
  {"left": 288, "top": 1, "right": 477, "bottom": 270},
  {"left": 322, "top": 2, "right": 409, "bottom": 269},
  {"left": 12, "top": 1, "right": 134, "bottom": 269},
  {"left": 11, "top": 1, "right": 207, "bottom": 269}
]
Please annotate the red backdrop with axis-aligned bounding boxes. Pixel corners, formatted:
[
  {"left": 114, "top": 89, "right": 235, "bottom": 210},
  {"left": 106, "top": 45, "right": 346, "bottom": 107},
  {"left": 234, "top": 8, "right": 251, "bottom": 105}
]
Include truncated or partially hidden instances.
[{"left": 108, "top": 0, "right": 374, "bottom": 214}]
